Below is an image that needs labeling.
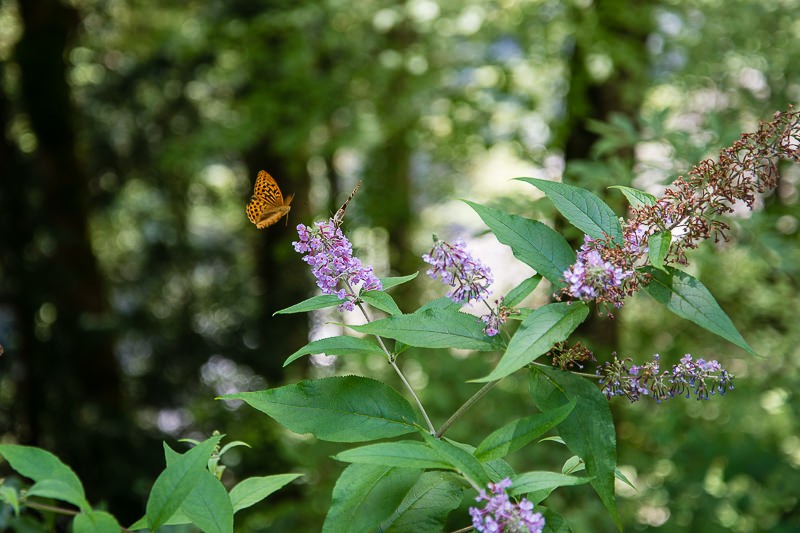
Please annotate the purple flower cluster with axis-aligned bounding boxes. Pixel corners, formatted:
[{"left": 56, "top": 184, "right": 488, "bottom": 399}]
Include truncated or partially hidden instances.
[
  {"left": 423, "top": 238, "right": 508, "bottom": 336},
  {"left": 597, "top": 353, "right": 734, "bottom": 403},
  {"left": 481, "top": 303, "right": 513, "bottom": 337},
  {"left": 564, "top": 235, "right": 633, "bottom": 308},
  {"left": 423, "top": 238, "right": 493, "bottom": 304},
  {"left": 293, "top": 220, "right": 381, "bottom": 311},
  {"left": 469, "top": 478, "right": 545, "bottom": 533}
]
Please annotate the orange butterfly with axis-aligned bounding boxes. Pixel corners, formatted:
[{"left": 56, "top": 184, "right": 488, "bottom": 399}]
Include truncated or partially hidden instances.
[
  {"left": 332, "top": 180, "right": 362, "bottom": 227},
  {"left": 246, "top": 170, "right": 294, "bottom": 229}
]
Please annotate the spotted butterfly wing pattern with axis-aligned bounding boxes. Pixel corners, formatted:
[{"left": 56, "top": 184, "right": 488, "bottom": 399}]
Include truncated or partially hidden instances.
[
  {"left": 246, "top": 170, "right": 293, "bottom": 229},
  {"left": 332, "top": 180, "right": 362, "bottom": 227}
]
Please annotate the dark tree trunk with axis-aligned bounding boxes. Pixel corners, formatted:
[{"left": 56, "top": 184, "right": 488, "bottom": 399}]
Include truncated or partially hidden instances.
[
  {"left": 560, "top": 0, "right": 653, "bottom": 350},
  {"left": 7, "top": 0, "right": 154, "bottom": 520}
]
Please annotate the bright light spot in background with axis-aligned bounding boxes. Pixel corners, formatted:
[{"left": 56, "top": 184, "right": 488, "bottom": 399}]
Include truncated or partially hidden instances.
[
  {"left": 201, "top": 355, "right": 266, "bottom": 407},
  {"left": 407, "top": 0, "right": 439, "bottom": 24},
  {"left": 156, "top": 408, "right": 192, "bottom": 435}
]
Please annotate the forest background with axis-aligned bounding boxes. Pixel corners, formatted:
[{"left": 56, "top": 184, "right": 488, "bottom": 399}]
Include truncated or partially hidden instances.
[{"left": 1, "top": 0, "right": 799, "bottom": 531}]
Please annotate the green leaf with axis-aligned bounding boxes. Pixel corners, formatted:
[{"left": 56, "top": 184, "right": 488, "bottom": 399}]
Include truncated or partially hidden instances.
[
  {"left": 509, "top": 470, "right": 591, "bottom": 500},
  {"left": 464, "top": 200, "right": 575, "bottom": 287},
  {"left": 180, "top": 469, "right": 233, "bottom": 533},
  {"left": 333, "top": 441, "right": 451, "bottom": 470},
  {"left": 647, "top": 231, "right": 671, "bottom": 271},
  {"left": 350, "top": 308, "right": 503, "bottom": 351},
  {"left": 474, "top": 400, "right": 576, "bottom": 462},
  {"left": 322, "top": 464, "right": 420, "bottom": 533},
  {"left": 421, "top": 434, "right": 490, "bottom": 487},
  {"left": 73, "top": 511, "right": 122, "bottom": 533},
  {"left": 380, "top": 272, "right": 419, "bottom": 290},
  {"left": 608, "top": 185, "right": 657, "bottom": 207},
  {"left": 274, "top": 294, "right": 344, "bottom": 315},
  {"left": 145, "top": 434, "right": 223, "bottom": 531},
  {"left": 472, "top": 302, "right": 589, "bottom": 382},
  {"left": 516, "top": 178, "right": 624, "bottom": 243},
  {"left": 502, "top": 275, "right": 541, "bottom": 307},
  {"left": 0, "top": 444, "right": 89, "bottom": 512},
  {"left": 380, "top": 472, "right": 464, "bottom": 533},
  {"left": 229, "top": 474, "right": 302, "bottom": 513},
  {"left": 361, "top": 290, "right": 403, "bottom": 316},
  {"left": 540, "top": 507, "right": 571, "bottom": 533},
  {"left": 529, "top": 367, "right": 618, "bottom": 526},
  {"left": 222, "top": 376, "right": 417, "bottom": 442},
  {"left": 642, "top": 266, "right": 756, "bottom": 355},
  {"left": 284, "top": 336, "right": 385, "bottom": 367}
]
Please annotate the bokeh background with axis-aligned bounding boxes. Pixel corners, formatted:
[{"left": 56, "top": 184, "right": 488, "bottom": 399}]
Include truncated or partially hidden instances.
[{"left": 1, "top": 0, "right": 799, "bottom": 531}]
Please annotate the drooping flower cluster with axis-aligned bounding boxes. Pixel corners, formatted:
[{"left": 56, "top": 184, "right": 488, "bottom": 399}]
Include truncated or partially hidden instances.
[
  {"left": 423, "top": 238, "right": 493, "bottom": 304},
  {"left": 293, "top": 220, "right": 381, "bottom": 311},
  {"left": 423, "top": 238, "right": 509, "bottom": 337},
  {"left": 563, "top": 235, "right": 634, "bottom": 308},
  {"left": 469, "top": 478, "right": 545, "bottom": 533},
  {"left": 626, "top": 108, "right": 800, "bottom": 266},
  {"left": 560, "top": 109, "right": 800, "bottom": 309},
  {"left": 597, "top": 353, "right": 734, "bottom": 403}
]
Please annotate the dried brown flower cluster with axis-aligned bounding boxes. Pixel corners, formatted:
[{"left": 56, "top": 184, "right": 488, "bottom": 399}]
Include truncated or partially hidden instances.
[{"left": 627, "top": 107, "right": 800, "bottom": 266}]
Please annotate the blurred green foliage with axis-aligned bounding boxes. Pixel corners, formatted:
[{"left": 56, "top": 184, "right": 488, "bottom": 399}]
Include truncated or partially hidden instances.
[{"left": 0, "top": 0, "right": 798, "bottom": 530}]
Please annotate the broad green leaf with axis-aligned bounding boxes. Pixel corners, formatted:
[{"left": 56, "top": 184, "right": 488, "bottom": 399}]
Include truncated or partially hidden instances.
[
  {"left": 145, "top": 435, "right": 223, "bottom": 531},
  {"left": 541, "top": 507, "right": 571, "bottom": 533},
  {"left": 421, "top": 434, "right": 490, "bottom": 487},
  {"left": 73, "top": 511, "right": 121, "bottom": 533},
  {"left": 502, "top": 275, "right": 541, "bottom": 307},
  {"left": 180, "top": 469, "right": 233, "bottom": 533},
  {"left": 380, "top": 272, "right": 419, "bottom": 290},
  {"left": 380, "top": 472, "right": 464, "bottom": 533},
  {"left": 273, "top": 294, "right": 343, "bottom": 315},
  {"left": 229, "top": 474, "right": 302, "bottom": 513},
  {"left": 333, "top": 441, "right": 450, "bottom": 470},
  {"left": 322, "top": 464, "right": 420, "bottom": 533},
  {"left": 465, "top": 200, "right": 575, "bottom": 287},
  {"left": 0, "top": 445, "right": 89, "bottom": 512},
  {"left": 647, "top": 231, "right": 671, "bottom": 272},
  {"left": 474, "top": 400, "right": 576, "bottom": 462},
  {"left": 361, "top": 290, "right": 403, "bottom": 316},
  {"left": 608, "top": 185, "right": 657, "bottom": 207},
  {"left": 222, "top": 376, "right": 417, "bottom": 442},
  {"left": 529, "top": 367, "right": 618, "bottom": 526},
  {"left": 642, "top": 266, "right": 755, "bottom": 355},
  {"left": 509, "top": 470, "right": 591, "bottom": 500},
  {"left": 284, "top": 336, "right": 385, "bottom": 367},
  {"left": 516, "top": 178, "right": 624, "bottom": 243},
  {"left": 472, "top": 302, "right": 589, "bottom": 382},
  {"left": 350, "top": 308, "right": 503, "bottom": 351}
]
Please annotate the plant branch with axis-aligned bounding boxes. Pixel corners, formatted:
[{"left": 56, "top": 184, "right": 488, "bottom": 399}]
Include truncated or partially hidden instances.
[{"left": 436, "top": 379, "right": 499, "bottom": 438}]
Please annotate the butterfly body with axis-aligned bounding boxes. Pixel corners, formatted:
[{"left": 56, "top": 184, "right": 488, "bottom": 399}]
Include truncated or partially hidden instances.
[
  {"left": 246, "top": 170, "right": 293, "bottom": 229},
  {"left": 332, "top": 180, "right": 362, "bottom": 227}
]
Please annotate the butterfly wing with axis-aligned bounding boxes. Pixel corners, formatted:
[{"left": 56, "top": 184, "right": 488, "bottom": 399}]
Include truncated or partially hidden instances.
[
  {"left": 247, "top": 170, "right": 292, "bottom": 229},
  {"left": 333, "top": 181, "right": 361, "bottom": 227}
]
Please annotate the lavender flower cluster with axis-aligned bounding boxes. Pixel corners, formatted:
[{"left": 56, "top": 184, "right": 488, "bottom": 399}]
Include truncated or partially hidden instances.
[
  {"left": 597, "top": 353, "right": 734, "bottom": 403},
  {"left": 469, "top": 478, "right": 545, "bottom": 533},
  {"left": 423, "top": 239, "right": 493, "bottom": 304},
  {"left": 293, "top": 220, "right": 381, "bottom": 311},
  {"left": 563, "top": 235, "right": 633, "bottom": 308},
  {"left": 423, "top": 238, "right": 509, "bottom": 337}
]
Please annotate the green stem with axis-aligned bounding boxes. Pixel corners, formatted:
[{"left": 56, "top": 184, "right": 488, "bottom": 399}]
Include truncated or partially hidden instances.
[
  {"left": 347, "top": 282, "right": 436, "bottom": 435},
  {"left": 436, "top": 380, "right": 499, "bottom": 439},
  {"left": 531, "top": 361, "right": 600, "bottom": 379}
]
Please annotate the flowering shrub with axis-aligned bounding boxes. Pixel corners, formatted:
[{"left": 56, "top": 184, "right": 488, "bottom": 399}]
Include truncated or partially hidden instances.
[{"left": 1, "top": 109, "right": 797, "bottom": 532}]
